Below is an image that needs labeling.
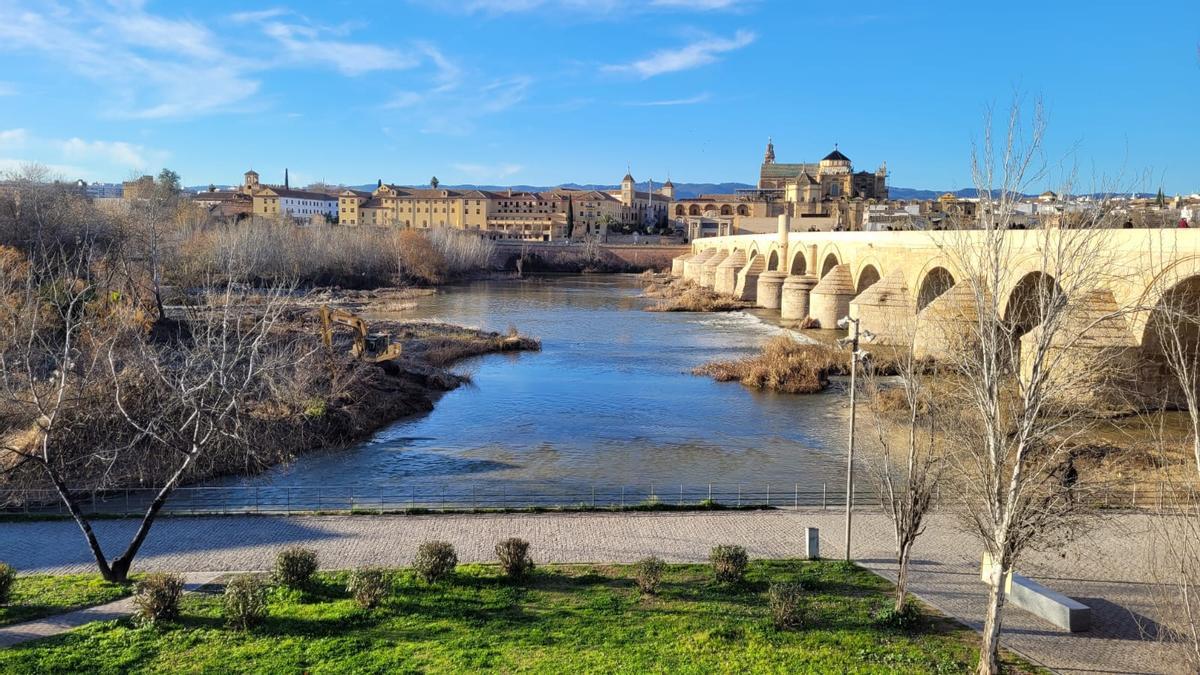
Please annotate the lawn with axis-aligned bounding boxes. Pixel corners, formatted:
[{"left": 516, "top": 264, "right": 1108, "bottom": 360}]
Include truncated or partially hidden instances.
[
  {"left": 0, "top": 574, "right": 132, "bottom": 627},
  {"left": 0, "top": 561, "right": 1023, "bottom": 674}
]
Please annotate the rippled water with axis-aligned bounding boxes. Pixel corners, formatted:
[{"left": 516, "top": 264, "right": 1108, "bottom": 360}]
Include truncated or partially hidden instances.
[{"left": 216, "top": 276, "right": 850, "bottom": 495}]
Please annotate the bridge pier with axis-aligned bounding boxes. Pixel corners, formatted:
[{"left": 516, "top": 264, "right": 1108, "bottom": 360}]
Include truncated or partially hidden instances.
[
  {"left": 781, "top": 275, "right": 817, "bottom": 321},
  {"left": 849, "top": 269, "right": 914, "bottom": 343},
  {"left": 683, "top": 249, "right": 716, "bottom": 282},
  {"left": 756, "top": 271, "right": 787, "bottom": 310},
  {"left": 699, "top": 251, "right": 728, "bottom": 289},
  {"left": 734, "top": 256, "right": 765, "bottom": 302},
  {"left": 913, "top": 282, "right": 985, "bottom": 361},
  {"left": 714, "top": 251, "right": 747, "bottom": 296},
  {"left": 809, "top": 264, "right": 856, "bottom": 330},
  {"left": 670, "top": 253, "right": 692, "bottom": 277}
]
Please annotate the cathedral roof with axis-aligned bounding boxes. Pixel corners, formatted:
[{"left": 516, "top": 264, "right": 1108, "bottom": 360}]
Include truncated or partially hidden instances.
[
  {"left": 797, "top": 172, "right": 818, "bottom": 186},
  {"left": 622, "top": 173, "right": 635, "bottom": 183},
  {"left": 822, "top": 149, "right": 850, "bottom": 162},
  {"left": 760, "top": 162, "right": 817, "bottom": 180}
]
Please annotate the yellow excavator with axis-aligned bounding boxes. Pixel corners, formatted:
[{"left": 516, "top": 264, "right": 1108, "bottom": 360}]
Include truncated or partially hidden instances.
[{"left": 318, "top": 305, "right": 403, "bottom": 362}]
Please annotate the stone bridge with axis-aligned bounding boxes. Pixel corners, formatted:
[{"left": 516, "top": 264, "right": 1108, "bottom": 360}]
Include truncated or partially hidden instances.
[{"left": 672, "top": 216, "right": 1200, "bottom": 408}]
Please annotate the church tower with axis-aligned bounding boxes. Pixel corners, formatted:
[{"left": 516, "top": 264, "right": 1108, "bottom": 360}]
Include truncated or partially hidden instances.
[
  {"left": 661, "top": 175, "right": 675, "bottom": 201},
  {"left": 764, "top": 137, "right": 775, "bottom": 165},
  {"left": 621, "top": 169, "right": 635, "bottom": 207},
  {"left": 242, "top": 169, "right": 259, "bottom": 195}
]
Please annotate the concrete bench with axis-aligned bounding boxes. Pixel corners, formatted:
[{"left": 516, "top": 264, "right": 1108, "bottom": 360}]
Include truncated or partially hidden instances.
[{"left": 981, "top": 554, "right": 1091, "bottom": 632}]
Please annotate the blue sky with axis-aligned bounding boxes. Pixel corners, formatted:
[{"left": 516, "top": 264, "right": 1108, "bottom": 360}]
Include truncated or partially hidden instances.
[{"left": 0, "top": 0, "right": 1197, "bottom": 192}]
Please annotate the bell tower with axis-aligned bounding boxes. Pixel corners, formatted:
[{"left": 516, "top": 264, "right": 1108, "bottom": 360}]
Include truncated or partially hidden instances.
[
  {"left": 763, "top": 137, "right": 775, "bottom": 165},
  {"left": 621, "top": 168, "right": 635, "bottom": 207}
]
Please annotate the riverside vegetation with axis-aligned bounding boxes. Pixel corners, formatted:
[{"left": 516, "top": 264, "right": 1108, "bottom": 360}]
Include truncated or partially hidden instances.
[
  {"left": 0, "top": 543, "right": 1036, "bottom": 674},
  {"left": 0, "top": 168, "right": 538, "bottom": 582}
]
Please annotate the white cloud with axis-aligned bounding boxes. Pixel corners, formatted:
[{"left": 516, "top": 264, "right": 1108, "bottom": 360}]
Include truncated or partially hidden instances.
[
  {"left": 0, "top": 1, "right": 260, "bottom": 119},
  {"left": 604, "top": 30, "right": 755, "bottom": 78},
  {"left": 230, "top": 8, "right": 290, "bottom": 23},
  {"left": 261, "top": 21, "right": 420, "bottom": 76},
  {"left": 0, "top": 129, "right": 166, "bottom": 181},
  {"left": 625, "top": 93, "right": 712, "bottom": 106},
  {"left": 383, "top": 74, "right": 533, "bottom": 136}
]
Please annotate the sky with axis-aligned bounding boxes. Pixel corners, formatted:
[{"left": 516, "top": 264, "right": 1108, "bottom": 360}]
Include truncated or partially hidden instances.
[{"left": 0, "top": 0, "right": 1197, "bottom": 193}]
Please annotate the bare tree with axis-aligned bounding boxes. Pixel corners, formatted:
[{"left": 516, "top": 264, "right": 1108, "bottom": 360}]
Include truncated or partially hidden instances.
[
  {"left": 1138, "top": 236, "right": 1200, "bottom": 670},
  {"left": 863, "top": 334, "right": 944, "bottom": 614},
  {"left": 0, "top": 240, "right": 295, "bottom": 582},
  {"left": 937, "top": 98, "right": 1128, "bottom": 674}
]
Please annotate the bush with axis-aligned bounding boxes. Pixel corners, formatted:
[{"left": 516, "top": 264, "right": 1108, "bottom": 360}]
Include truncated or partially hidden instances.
[
  {"left": 131, "top": 572, "right": 185, "bottom": 625},
  {"left": 413, "top": 541, "right": 458, "bottom": 584},
  {"left": 224, "top": 575, "right": 268, "bottom": 630},
  {"left": 874, "top": 601, "right": 922, "bottom": 629},
  {"left": 0, "top": 563, "right": 14, "bottom": 605},
  {"left": 633, "top": 556, "right": 666, "bottom": 595},
  {"left": 694, "top": 337, "right": 845, "bottom": 394},
  {"left": 709, "top": 545, "right": 749, "bottom": 584},
  {"left": 274, "top": 547, "right": 318, "bottom": 589},
  {"left": 347, "top": 568, "right": 390, "bottom": 609},
  {"left": 768, "top": 582, "right": 806, "bottom": 630},
  {"left": 495, "top": 538, "right": 535, "bottom": 579}
]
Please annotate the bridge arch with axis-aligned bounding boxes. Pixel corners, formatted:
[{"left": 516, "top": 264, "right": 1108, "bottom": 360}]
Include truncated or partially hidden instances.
[
  {"left": 1139, "top": 273, "right": 1200, "bottom": 409},
  {"left": 788, "top": 248, "right": 807, "bottom": 275},
  {"left": 856, "top": 264, "right": 882, "bottom": 294},
  {"left": 819, "top": 246, "right": 842, "bottom": 278},
  {"left": 766, "top": 248, "right": 781, "bottom": 272},
  {"left": 1130, "top": 255, "right": 1200, "bottom": 343},
  {"left": 1002, "top": 271, "right": 1065, "bottom": 340},
  {"left": 916, "top": 266, "right": 956, "bottom": 311}
]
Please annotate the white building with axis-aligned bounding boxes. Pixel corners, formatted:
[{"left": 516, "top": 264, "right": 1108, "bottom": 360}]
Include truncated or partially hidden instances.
[{"left": 253, "top": 186, "right": 339, "bottom": 223}]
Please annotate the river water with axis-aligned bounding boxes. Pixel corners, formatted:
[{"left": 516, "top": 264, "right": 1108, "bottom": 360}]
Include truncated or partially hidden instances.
[{"left": 214, "top": 276, "right": 851, "bottom": 506}]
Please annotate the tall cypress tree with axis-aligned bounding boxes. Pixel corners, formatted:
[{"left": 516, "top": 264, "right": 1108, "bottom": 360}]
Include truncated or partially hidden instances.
[{"left": 565, "top": 198, "right": 575, "bottom": 238}]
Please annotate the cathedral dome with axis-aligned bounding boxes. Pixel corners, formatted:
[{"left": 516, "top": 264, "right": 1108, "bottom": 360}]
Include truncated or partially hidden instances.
[{"left": 822, "top": 148, "right": 850, "bottom": 163}]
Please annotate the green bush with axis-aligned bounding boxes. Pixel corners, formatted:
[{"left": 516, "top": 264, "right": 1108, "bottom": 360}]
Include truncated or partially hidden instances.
[
  {"left": 633, "top": 556, "right": 666, "bottom": 595},
  {"left": 709, "top": 545, "right": 749, "bottom": 584},
  {"left": 0, "top": 563, "right": 14, "bottom": 606},
  {"left": 768, "top": 582, "right": 806, "bottom": 630},
  {"left": 874, "top": 601, "right": 922, "bottom": 629},
  {"left": 132, "top": 573, "right": 185, "bottom": 625},
  {"left": 224, "top": 575, "right": 268, "bottom": 630},
  {"left": 413, "top": 541, "right": 458, "bottom": 584},
  {"left": 346, "top": 568, "right": 390, "bottom": 609},
  {"left": 495, "top": 538, "right": 534, "bottom": 579},
  {"left": 274, "top": 547, "right": 318, "bottom": 589}
]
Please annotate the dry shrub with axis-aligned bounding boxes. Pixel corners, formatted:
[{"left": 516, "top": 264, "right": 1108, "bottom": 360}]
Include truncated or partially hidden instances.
[
  {"left": 646, "top": 286, "right": 750, "bottom": 312},
  {"left": 633, "top": 556, "right": 666, "bottom": 595},
  {"left": 274, "top": 547, "right": 318, "bottom": 589},
  {"left": 347, "top": 567, "right": 390, "bottom": 609},
  {"left": 133, "top": 572, "right": 185, "bottom": 625},
  {"left": 695, "top": 336, "right": 846, "bottom": 394},
  {"left": 224, "top": 575, "right": 268, "bottom": 630},
  {"left": 394, "top": 230, "right": 447, "bottom": 284},
  {"left": 413, "top": 541, "right": 458, "bottom": 584},
  {"left": 427, "top": 228, "right": 495, "bottom": 277},
  {"left": 768, "top": 582, "right": 806, "bottom": 630},
  {"left": 495, "top": 538, "right": 534, "bottom": 579},
  {"left": 709, "top": 545, "right": 749, "bottom": 584}
]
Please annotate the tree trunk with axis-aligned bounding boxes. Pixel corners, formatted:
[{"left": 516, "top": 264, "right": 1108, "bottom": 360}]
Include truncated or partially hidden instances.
[
  {"left": 43, "top": 467, "right": 116, "bottom": 582},
  {"left": 895, "top": 541, "right": 912, "bottom": 612},
  {"left": 978, "top": 572, "right": 1007, "bottom": 675}
]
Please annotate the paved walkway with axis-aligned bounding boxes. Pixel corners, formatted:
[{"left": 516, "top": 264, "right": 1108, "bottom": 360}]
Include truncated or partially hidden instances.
[
  {"left": 0, "top": 510, "right": 1177, "bottom": 673},
  {"left": 0, "top": 572, "right": 221, "bottom": 648}
]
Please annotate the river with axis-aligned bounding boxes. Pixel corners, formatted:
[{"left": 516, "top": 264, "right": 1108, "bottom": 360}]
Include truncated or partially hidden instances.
[{"left": 212, "top": 276, "right": 852, "bottom": 507}]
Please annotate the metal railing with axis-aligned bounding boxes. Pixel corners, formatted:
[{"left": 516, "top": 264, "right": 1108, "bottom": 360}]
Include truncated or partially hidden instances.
[
  {"left": 2, "top": 480, "right": 1196, "bottom": 518},
  {"left": 0, "top": 482, "right": 876, "bottom": 517}
]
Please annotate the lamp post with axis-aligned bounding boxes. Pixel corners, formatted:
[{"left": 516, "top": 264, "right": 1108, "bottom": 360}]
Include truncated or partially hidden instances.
[{"left": 836, "top": 316, "right": 872, "bottom": 562}]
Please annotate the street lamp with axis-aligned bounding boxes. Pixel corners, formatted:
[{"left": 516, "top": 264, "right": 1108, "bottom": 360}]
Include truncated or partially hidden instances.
[{"left": 836, "top": 316, "right": 873, "bottom": 562}]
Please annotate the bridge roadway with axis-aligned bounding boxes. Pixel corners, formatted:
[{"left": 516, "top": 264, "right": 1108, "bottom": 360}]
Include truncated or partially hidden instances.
[{"left": 0, "top": 509, "right": 1173, "bottom": 673}]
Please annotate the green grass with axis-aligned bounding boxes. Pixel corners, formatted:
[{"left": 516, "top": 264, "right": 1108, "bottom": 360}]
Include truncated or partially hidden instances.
[
  {"left": 0, "top": 561, "right": 1029, "bottom": 674},
  {"left": 0, "top": 574, "right": 132, "bottom": 627}
]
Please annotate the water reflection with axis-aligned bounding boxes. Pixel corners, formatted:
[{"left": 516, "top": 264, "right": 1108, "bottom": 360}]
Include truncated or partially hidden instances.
[{"left": 214, "top": 276, "right": 849, "bottom": 491}]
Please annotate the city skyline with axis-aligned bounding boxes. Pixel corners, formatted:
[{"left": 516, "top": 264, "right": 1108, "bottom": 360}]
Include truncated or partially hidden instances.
[{"left": 0, "top": 0, "right": 1197, "bottom": 193}]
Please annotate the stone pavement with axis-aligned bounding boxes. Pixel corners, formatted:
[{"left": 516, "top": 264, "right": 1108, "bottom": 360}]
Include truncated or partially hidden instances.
[
  {"left": 0, "top": 572, "right": 221, "bottom": 648},
  {"left": 0, "top": 510, "right": 1178, "bottom": 673}
]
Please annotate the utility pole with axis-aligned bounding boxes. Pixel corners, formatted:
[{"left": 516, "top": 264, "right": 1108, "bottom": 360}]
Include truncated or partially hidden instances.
[{"left": 838, "top": 316, "right": 863, "bottom": 562}]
